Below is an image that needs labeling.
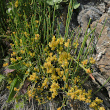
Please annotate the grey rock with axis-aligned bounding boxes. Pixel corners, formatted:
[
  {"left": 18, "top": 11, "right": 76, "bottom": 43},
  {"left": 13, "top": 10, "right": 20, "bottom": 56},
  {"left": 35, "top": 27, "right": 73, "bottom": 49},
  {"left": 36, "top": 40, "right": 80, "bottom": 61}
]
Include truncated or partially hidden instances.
[
  {"left": 90, "top": 13, "right": 110, "bottom": 78},
  {"left": 77, "top": 6, "right": 103, "bottom": 34},
  {"left": 77, "top": 3, "right": 110, "bottom": 108},
  {"left": 77, "top": 1, "right": 110, "bottom": 79},
  {"left": 104, "top": 0, "right": 110, "bottom": 4},
  {"left": 108, "top": 7, "right": 110, "bottom": 15},
  {"left": 97, "top": 3, "right": 106, "bottom": 13}
]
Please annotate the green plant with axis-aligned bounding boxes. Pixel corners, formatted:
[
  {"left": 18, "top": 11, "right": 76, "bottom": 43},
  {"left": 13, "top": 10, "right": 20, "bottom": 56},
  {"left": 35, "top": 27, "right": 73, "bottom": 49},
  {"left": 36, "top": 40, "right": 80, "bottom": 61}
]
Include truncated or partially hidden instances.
[
  {"left": 46, "top": 0, "right": 80, "bottom": 9},
  {"left": 0, "top": 74, "right": 5, "bottom": 82},
  {"left": 0, "top": 0, "right": 8, "bottom": 33},
  {"left": 1, "top": 0, "right": 106, "bottom": 110}
]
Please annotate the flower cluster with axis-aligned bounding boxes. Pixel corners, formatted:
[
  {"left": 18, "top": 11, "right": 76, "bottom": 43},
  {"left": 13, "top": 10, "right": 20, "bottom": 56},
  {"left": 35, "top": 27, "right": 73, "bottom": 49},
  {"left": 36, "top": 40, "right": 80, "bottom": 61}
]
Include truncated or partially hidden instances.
[
  {"left": 42, "top": 78, "right": 48, "bottom": 88},
  {"left": 50, "top": 81, "right": 60, "bottom": 98},
  {"left": 81, "top": 59, "right": 88, "bottom": 66},
  {"left": 15, "top": 0, "right": 18, "bottom": 8},
  {"left": 49, "top": 36, "right": 59, "bottom": 50},
  {"left": 67, "top": 86, "right": 91, "bottom": 103},
  {"left": 29, "top": 72, "right": 38, "bottom": 81},
  {"left": 89, "top": 97, "right": 103, "bottom": 109},
  {"left": 8, "top": 33, "right": 104, "bottom": 110},
  {"left": 89, "top": 57, "right": 95, "bottom": 64},
  {"left": 58, "top": 51, "right": 71, "bottom": 68}
]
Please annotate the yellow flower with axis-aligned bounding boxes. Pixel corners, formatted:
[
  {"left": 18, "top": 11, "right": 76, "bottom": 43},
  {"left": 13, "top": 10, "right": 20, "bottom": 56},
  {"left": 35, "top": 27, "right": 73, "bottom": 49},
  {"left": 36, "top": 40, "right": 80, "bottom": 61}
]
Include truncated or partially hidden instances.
[
  {"left": 35, "top": 20, "right": 39, "bottom": 23},
  {"left": 9, "top": 80, "right": 12, "bottom": 84},
  {"left": 63, "top": 75, "right": 66, "bottom": 81},
  {"left": 29, "top": 52, "right": 35, "bottom": 57},
  {"left": 94, "top": 97, "right": 103, "bottom": 104},
  {"left": 44, "top": 61, "right": 52, "bottom": 68},
  {"left": 3, "top": 63, "right": 8, "bottom": 67},
  {"left": 11, "top": 52, "right": 17, "bottom": 57},
  {"left": 79, "top": 95, "right": 86, "bottom": 101},
  {"left": 42, "top": 78, "right": 48, "bottom": 87},
  {"left": 7, "top": 86, "right": 10, "bottom": 89},
  {"left": 52, "top": 91, "right": 58, "bottom": 98},
  {"left": 99, "top": 107, "right": 105, "bottom": 110},
  {"left": 81, "top": 59, "right": 88, "bottom": 66},
  {"left": 51, "top": 82, "right": 59, "bottom": 89},
  {"left": 64, "top": 39, "right": 70, "bottom": 47},
  {"left": 90, "top": 57, "right": 95, "bottom": 64},
  {"left": 10, "top": 58, "right": 16, "bottom": 63},
  {"left": 57, "top": 107, "right": 62, "bottom": 110},
  {"left": 86, "top": 68, "right": 91, "bottom": 74},
  {"left": 49, "top": 36, "right": 59, "bottom": 50},
  {"left": 15, "top": 0, "right": 18, "bottom": 8},
  {"left": 65, "top": 84, "right": 68, "bottom": 88},
  {"left": 49, "top": 52, "right": 53, "bottom": 56},
  {"left": 58, "top": 51, "right": 71, "bottom": 65},
  {"left": 25, "top": 71, "right": 29, "bottom": 74},
  {"left": 64, "top": 42, "right": 69, "bottom": 47},
  {"left": 29, "top": 75, "right": 35, "bottom": 81},
  {"left": 20, "top": 50, "right": 25, "bottom": 54},
  {"left": 70, "top": 94, "right": 75, "bottom": 99},
  {"left": 15, "top": 41, "right": 18, "bottom": 45},
  {"left": 14, "top": 87, "right": 17, "bottom": 91},
  {"left": 75, "top": 89, "right": 82, "bottom": 94},
  {"left": 35, "top": 34, "right": 40, "bottom": 40},
  {"left": 73, "top": 42, "right": 79, "bottom": 48},
  {"left": 57, "top": 70, "right": 63, "bottom": 77},
  {"left": 16, "top": 57, "right": 22, "bottom": 60},
  {"left": 85, "top": 99, "right": 91, "bottom": 103},
  {"left": 59, "top": 38, "right": 64, "bottom": 45},
  {"left": 89, "top": 102, "right": 97, "bottom": 108},
  {"left": 29, "top": 72, "right": 37, "bottom": 81},
  {"left": 20, "top": 39, "right": 22, "bottom": 44},
  {"left": 61, "top": 87, "right": 64, "bottom": 90},
  {"left": 61, "top": 60, "right": 69, "bottom": 68},
  {"left": 34, "top": 67, "right": 39, "bottom": 72},
  {"left": 24, "top": 32, "right": 28, "bottom": 37},
  {"left": 74, "top": 77, "right": 79, "bottom": 84},
  {"left": 12, "top": 32, "right": 15, "bottom": 34},
  {"left": 51, "top": 74, "right": 59, "bottom": 80},
  {"left": 14, "top": 87, "right": 19, "bottom": 91},
  {"left": 86, "top": 90, "right": 92, "bottom": 96},
  {"left": 10, "top": 43, "right": 14, "bottom": 47},
  {"left": 48, "top": 97, "right": 51, "bottom": 100}
]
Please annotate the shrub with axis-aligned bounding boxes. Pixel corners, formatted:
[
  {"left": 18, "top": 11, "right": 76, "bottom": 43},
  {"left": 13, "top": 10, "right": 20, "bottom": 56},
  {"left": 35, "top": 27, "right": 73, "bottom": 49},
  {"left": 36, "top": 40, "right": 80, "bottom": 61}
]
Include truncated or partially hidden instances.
[{"left": 1, "top": 0, "right": 105, "bottom": 109}]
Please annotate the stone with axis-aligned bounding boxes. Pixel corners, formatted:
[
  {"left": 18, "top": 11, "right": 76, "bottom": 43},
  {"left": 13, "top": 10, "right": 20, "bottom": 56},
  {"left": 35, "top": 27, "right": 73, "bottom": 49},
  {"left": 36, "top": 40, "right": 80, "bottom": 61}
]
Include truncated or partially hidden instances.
[
  {"left": 104, "top": 0, "right": 110, "bottom": 4},
  {"left": 77, "top": 2, "right": 110, "bottom": 78},
  {"left": 90, "top": 13, "right": 110, "bottom": 77},
  {"left": 97, "top": 3, "right": 106, "bottom": 13},
  {"left": 77, "top": 2, "right": 110, "bottom": 104},
  {"left": 77, "top": 6, "right": 103, "bottom": 34}
]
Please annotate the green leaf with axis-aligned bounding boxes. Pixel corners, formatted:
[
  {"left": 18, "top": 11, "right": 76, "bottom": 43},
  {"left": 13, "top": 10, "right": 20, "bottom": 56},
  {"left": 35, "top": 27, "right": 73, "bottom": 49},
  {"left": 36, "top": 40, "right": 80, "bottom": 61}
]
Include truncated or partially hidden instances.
[
  {"left": 0, "top": 74, "right": 5, "bottom": 82},
  {"left": 46, "top": 0, "right": 62, "bottom": 5},
  {"left": 8, "top": 78, "right": 20, "bottom": 102},
  {"left": 73, "top": 2, "right": 80, "bottom": 9},
  {"left": 8, "top": 63, "right": 26, "bottom": 71}
]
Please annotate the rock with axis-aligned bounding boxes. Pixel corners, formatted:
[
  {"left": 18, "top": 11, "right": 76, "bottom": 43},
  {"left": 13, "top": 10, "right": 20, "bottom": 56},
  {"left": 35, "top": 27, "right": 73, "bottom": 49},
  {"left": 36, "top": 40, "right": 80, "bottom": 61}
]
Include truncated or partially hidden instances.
[
  {"left": 77, "top": 1, "right": 110, "bottom": 79},
  {"left": 104, "top": 0, "right": 110, "bottom": 4},
  {"left": 77, "top": 2, "right": 110, "bottom": 106},
  {"left": 90, "top": 13, "right": 110, "bottom": 78},
  {"left": 97, "top": 3, "right": 106, "bottom": 13},
  {"left": 77, "top": 6, "right": 103, "bottom": 34}
]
